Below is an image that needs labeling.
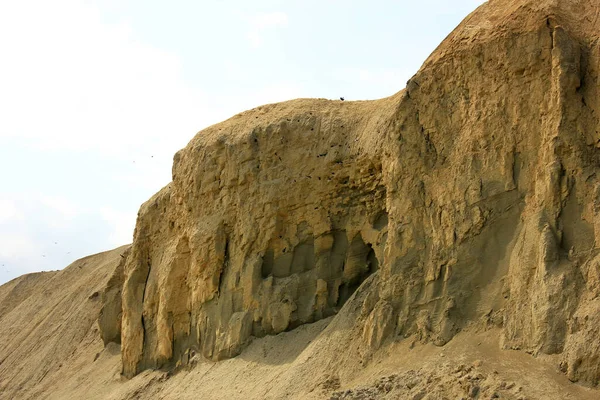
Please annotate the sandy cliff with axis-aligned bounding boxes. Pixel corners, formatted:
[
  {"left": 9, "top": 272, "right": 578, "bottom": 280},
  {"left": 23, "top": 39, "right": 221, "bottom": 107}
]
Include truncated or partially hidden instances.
[
  {"left": 116, "top": 0, "right": 600, "bottom": 385},
  {"left": 2, "top": 0, "right": 600, "bottom": 398}
]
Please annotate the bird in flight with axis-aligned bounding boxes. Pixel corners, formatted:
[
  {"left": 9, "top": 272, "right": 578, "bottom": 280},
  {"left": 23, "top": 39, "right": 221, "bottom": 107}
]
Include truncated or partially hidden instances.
[{"left": 340, "top": 97, "right": 345, "bottom": 101}]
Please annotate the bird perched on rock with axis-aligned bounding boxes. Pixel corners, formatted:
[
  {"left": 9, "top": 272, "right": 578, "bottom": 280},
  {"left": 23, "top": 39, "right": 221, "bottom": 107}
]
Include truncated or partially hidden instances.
[{"left": 340, "top": 97, "right": 345, "bottom": 101}]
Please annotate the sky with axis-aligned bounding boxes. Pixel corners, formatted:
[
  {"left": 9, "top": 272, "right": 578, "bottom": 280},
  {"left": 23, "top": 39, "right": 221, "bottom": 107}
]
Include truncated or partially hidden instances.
[{"left": 0, "top": 0, "right": 486, "bottom": 285}]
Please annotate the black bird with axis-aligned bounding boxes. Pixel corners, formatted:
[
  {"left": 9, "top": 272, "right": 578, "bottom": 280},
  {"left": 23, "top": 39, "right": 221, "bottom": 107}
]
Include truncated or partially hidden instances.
[{"left": 340, "top": 97, "right": 345, "bottom": 101}]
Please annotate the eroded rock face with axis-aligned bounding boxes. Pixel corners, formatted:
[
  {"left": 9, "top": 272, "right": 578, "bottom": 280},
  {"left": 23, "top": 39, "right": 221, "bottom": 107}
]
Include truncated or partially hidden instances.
[
  {"left": 118, "top": 98, "right": 394, "bottom": 376},
  {"left": 112, "top": 0, "right": 600, "bottom": 386}
]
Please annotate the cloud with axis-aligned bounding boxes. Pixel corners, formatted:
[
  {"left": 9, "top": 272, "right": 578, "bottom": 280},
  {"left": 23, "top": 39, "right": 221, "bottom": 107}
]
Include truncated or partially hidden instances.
[
  {"left": 245, "top": 11, "right": 288, "bottom": 48},
  {"left": 0, "top": 0, "right": 218, "bottom": 162},
  {"left": 0, "top": 199, "right": 23, "bottom": 223},
  {"left": 100, "top": 207, "right": 136, "bottom": 246},
  {"left": 226, "top": 82, "right": 307, "bottom": 110},
  {"left": 40, "top": 195, "right": 83, "bottom": 220},
  {"left": 249, "top": 11, "right": 289, "bottom": 28},
  {"left": 0, "top": 233, "right": 35, "bottom": 260},
  {"left": 0, "top": 194, "right": 126, "bottom": 283},
  {"left": 332, "top": 67, "right": 415, "bottom": 99},
  {"left": 337, "top": 67, "right": 413, "bottom": 84}
]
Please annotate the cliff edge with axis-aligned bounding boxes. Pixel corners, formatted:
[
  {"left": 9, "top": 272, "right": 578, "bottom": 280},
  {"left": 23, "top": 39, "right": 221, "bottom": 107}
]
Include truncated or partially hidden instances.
[
  {"left": 2, "top": 0, "right": 600, "bottom": 398},
  {"left": 115, "top": 0, "right": 600, "bottom": 386}
]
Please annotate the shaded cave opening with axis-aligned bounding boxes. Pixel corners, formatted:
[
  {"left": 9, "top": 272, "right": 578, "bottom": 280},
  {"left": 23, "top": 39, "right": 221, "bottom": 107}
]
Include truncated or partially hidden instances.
[
  {"left": 337, "top": 241, "right": 378, "bottom": 307},
  {"left": 259, "top": 230, "right": 380, "bottom": 327}
]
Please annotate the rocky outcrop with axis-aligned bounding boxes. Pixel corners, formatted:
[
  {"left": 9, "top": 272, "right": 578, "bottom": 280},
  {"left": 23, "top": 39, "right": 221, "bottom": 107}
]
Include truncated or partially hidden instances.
[
  {"left": 99, "top": 246, "right": 130, "bottom": 345},
  {"left": 111, "top": 0, "right": 600, "bottom": 387},
  {"left": 119, "top": 98, "right": 393, "bottom": 376}
]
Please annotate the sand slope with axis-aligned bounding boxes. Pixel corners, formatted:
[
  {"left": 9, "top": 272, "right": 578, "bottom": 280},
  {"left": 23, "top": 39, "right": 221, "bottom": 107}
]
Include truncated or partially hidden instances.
[
  {"left": 1, "top": 263, "right": 597, "bottom": 399},
  {"left": 0, "top": 246, "right": 128, "bottom": 399}
]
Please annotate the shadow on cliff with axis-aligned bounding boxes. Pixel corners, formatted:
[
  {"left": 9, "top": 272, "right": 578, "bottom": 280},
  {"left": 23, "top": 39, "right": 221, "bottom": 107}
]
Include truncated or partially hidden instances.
[{"left": 233, "top": 273, "right": 378, "bottom": 367}]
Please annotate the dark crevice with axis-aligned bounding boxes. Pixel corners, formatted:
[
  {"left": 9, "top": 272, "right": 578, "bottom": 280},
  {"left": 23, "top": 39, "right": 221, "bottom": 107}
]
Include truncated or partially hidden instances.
[
  {"left": 512, "top": 152, "right": 522, "bottom": 189},
  {"left": 373, "top": 211, "right": 389, "bottom": 231},
  {"left": 218, "top": 238, "right": 230, "bottom": 297},
  {"left": 546, "top": 16, "right": 556, "bottom": 51},
  {"left": 138, "top": 254, "right": 152, "bottom": 372},
  {"left": 367, "top": 245, "right": 379, "bottom": 273},
  {"left": 261, "top": 249, "right": 274, "bottom": 278}
]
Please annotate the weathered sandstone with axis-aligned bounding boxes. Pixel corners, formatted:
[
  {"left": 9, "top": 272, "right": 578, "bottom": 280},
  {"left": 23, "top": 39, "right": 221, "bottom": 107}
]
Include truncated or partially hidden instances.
[
  {"left": 3, "top": 1, "right": 600, "bottom": 398},
  {"left": 105, "top": 0, "right": 600, "bottom": 387}
]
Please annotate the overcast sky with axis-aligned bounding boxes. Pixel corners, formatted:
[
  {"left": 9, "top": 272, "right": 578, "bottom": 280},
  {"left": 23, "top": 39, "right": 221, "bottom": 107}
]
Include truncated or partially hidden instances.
[{"left": 0, "top": 0, "right": 485, "bottom": 285}]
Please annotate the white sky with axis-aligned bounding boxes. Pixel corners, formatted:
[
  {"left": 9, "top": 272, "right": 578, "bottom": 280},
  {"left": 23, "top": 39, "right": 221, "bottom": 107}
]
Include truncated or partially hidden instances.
[{"left": 0, "top": 0, "right": 486, "bottom": 284}]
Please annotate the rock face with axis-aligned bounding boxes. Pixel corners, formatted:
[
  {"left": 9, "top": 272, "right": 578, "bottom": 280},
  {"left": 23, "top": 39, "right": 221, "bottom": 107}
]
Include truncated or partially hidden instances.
[
  {"left": 119, "top": 98, "right": 393, "bottom": 375},
  {"left": 108, "top": 0, "right": 600, "bottom": 387}
]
